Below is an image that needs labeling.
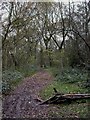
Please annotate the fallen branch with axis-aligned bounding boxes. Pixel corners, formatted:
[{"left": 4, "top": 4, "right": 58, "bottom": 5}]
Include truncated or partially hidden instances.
[{"left": 39, "top": 88, "right": 90, "bottom": 105}]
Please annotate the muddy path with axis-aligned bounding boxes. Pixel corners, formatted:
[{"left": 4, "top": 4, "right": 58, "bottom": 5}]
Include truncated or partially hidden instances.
[{"left": 2, "top": 71, "right": 53, "bottom": 118}]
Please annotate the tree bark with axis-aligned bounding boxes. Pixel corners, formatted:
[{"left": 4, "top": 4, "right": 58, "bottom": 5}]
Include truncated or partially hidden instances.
[
  {"left": 39, "top": 88, "right": 90, "bottom": 105},
  {"left": 2, "top": 2, "right": 14, "bottom": 47}
]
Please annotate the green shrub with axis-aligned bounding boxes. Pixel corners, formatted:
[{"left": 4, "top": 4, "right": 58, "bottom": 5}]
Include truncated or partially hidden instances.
[
  {"left": 50, "top": 67, "right": 88, "bottom": 84},
  {"left": 2, "top": 70, "right": 24, "bottom": 94},
  {"left": 2, "top": 65, "right": 39, "bottom": 94},
  {"left": 49, "top": 67, "right": 61, "bottom": 77},
  {"left": 18, "top": 64, "right": 39, "bottom": 77}
]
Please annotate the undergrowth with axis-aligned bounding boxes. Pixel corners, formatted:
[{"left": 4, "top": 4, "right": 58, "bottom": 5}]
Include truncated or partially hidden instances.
[
  {"left": 50, "top": 67, "right": 88, "bottom": 83},
  {"left": 2, "top": 65, "right": 38, "bottom": 94},
  {"left": 41, "top": 67, "right": 89, "bottom": 100},
  {"left": 40, "top": 67, "right": 89, "bottom": 118}
]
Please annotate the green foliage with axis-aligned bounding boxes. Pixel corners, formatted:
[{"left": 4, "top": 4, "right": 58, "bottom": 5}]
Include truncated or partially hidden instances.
[
  {"left": 40, "top": 81, "right": 88, "bottom": 100},
  {"left": 2, "top": 65, "right": 39, "bottom": 94},
  {"left": 50, "top": 67, "right": 88, "bottom": 83},
  {"left": 40, "top": 67, "right": 89, "bottom": 118},
  {"left": 41, "top": 67, "right": 88, "bottom": 100},
  {"left": 18, "top": 64, "right": 39, "bottom": 77},
  {"left": 2, "top": 70, "right": 24, "bottom": 94}
]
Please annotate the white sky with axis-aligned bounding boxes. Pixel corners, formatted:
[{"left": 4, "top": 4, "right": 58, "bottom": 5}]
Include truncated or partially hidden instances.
[
  {"left": 56, "top": 0, "right": 89, "bottom": 2},
  {"left": 0, "top": 0, "right": 89, "bottom": 3}
]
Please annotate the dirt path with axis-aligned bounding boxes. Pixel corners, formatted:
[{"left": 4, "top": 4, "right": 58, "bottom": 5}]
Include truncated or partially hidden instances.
[{"left": 2, "top": 71, "right": 53, "bottom": 118}]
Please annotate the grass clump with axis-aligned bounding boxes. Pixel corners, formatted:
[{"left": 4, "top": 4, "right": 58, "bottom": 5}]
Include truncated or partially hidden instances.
[{"left": 40, "top": 81, "right": 88, "bottom": 100}]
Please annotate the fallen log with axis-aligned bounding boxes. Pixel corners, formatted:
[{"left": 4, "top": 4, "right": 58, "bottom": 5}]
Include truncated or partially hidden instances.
[{"left": 39, "top": 88, "right": 90, "bottom": 105}]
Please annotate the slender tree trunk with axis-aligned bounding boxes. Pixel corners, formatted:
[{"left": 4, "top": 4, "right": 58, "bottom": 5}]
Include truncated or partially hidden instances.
[
  {"left": 40, "top": 40, "right": 43, "bottom": 68},
  {"left": 10, "top": 53, "right": 18, "bottom": 69}
]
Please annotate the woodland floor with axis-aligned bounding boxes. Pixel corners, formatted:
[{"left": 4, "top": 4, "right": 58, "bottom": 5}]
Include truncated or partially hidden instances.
[
  {"left": 2, "top": 70, "right": 54, "bottom": 118},
  {"left": 2, "top": 70, "right": 89, "bottom": 118}
]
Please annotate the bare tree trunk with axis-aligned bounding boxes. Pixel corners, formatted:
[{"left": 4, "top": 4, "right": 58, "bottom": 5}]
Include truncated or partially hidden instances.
[
  {"left": 2, "top": 2, "right": 14, "bottom": 47},
  {"left": 40, "top": 40, "right": 43, "bottom": 68}
]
